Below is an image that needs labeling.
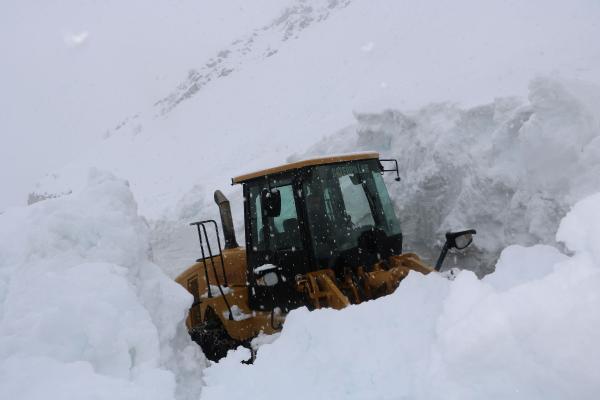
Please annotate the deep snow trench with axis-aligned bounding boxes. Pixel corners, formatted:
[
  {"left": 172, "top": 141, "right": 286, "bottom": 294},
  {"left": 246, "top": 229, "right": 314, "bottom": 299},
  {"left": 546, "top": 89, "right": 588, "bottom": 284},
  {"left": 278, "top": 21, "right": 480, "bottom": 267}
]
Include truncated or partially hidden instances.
[
  {"left": 3, "top": 0, "right": 600, "bottom": 398},
  {"left": 2, "top": 78, "right": 599, "bottom": 400},
  {"left": 4, "top": 173, "right": 597, "bottom": 399}
]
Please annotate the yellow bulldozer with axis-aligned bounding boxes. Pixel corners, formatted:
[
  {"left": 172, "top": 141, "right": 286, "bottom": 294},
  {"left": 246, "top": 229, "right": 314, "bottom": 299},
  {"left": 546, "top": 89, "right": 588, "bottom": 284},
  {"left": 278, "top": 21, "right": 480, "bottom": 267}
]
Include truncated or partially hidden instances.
[{"left": 175, "top": 152, "right": 475, "bottom": 361}]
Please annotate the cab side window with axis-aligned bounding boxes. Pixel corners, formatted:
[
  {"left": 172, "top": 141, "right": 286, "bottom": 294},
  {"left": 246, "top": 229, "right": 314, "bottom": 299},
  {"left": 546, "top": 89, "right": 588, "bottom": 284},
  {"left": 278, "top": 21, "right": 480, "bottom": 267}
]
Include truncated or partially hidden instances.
[
  {"left": 269, "top": 184, "right": 302, "bottom": 251},
  {"left": 248, "top": 181, "right": 302, "bottom": 252},
  {"left": 249, "top": 185, "right": 266, "bottom": 252}
]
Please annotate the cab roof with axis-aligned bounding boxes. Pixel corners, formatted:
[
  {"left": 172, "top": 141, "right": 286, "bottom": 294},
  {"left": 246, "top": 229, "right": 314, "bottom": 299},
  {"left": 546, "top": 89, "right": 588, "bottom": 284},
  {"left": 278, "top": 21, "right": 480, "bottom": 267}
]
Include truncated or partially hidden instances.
[{"left": 232, "top": 151, "right": 380, "bottom": 184}]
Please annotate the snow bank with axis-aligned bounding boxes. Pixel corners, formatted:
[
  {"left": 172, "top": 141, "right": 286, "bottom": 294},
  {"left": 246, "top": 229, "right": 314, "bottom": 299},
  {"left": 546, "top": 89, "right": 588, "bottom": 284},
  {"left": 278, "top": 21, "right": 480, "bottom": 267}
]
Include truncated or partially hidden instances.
[
  {"left": 0, "top": 170, "right": 205, "bottom": 400},
  {"left": 296, "top": 77, "right": 600, "bottom": 275},
  {"left": 200, "top": 192, "right": 600, "bottom": 400}
]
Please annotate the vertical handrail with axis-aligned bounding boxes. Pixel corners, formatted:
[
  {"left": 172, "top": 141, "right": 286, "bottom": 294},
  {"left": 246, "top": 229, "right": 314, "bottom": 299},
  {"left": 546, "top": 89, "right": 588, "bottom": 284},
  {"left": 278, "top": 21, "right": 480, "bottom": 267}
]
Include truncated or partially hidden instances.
[
  {"left": 194, "top": 223, "right": 212, "bottom": 298},
  {"left": 208, "top": 220, "right": 228, "bottom": 287},
  {"left": 194, "top": 220, "right": 233, "bottom": 321}
]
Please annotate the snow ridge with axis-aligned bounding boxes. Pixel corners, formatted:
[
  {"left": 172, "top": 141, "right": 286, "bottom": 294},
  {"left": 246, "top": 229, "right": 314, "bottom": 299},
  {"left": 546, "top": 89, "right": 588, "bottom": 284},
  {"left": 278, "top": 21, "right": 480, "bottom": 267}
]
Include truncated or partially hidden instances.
[
  {"left": 155, "top": 0, "right": 351, "bottom": 115},
  {"left": 106, "top": 0, "right": 352, "bottom": 139}
]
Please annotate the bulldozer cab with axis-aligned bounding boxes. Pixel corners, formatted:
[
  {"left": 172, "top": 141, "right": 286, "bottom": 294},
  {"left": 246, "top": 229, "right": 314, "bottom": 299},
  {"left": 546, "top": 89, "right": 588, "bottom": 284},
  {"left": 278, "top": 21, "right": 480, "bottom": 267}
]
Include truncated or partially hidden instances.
[
  {"left": 177, "top": 151, "right": 475, "bottom": 361},
  {"left": 238, "top": 154, "right": 403, "bottom": 312}
]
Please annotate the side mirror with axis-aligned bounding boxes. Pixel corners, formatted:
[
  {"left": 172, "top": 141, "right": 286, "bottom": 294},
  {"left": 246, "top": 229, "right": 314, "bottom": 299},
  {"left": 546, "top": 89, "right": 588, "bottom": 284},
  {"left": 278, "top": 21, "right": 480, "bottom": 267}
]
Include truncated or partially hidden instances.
[
  {"left": 261, "top": 188, "right": 281, "bottom": 218},
  {"left": 434, "top": 229, "right": 476, "bottom": 271},
  {"left": 446, "top": 229, "right": 476, "bottom": 250},
  {"left": 259, "top": 271, "right": 279, "bottom": 287}
]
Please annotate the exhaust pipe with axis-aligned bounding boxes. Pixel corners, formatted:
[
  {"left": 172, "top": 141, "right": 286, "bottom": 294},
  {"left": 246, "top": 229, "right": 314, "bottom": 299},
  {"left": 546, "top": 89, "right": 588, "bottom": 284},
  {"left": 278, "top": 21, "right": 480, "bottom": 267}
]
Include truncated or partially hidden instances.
[{"left": 214, "top": 190, "right": 239, "bottom": 249}]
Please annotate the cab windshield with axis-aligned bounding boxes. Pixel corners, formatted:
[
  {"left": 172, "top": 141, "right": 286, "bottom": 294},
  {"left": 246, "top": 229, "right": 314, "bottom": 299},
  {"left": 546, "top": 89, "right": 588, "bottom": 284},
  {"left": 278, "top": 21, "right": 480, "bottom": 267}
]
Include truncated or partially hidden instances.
[{"left": 303, "top": 159, "right": 401, "bottom": 260}]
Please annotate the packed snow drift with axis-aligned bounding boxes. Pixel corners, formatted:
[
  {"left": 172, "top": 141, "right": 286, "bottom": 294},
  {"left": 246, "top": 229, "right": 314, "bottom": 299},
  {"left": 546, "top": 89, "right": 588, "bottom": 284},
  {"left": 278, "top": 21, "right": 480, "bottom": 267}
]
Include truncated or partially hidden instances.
[
  {"left": 200, "top": 193, "right": 600, "bottom": 400},
  {"left": 0, "top": 171, "right": 205, "bottom": 400}
]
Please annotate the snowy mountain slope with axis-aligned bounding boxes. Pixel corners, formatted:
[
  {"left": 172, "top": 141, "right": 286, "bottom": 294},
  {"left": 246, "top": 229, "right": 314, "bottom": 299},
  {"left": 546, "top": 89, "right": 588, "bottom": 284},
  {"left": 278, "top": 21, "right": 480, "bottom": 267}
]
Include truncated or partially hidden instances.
[
  {"left": 28, "top": 0, "right": 600, "bottom": 277},
  {"left": 102, "top": 0, "right": 354, "bottom": 143},
  {"left": 0, "top": 0, "right": 287, "bottom": 210},
  {"left": 153, "top": 0, "right": 352, "bottom": 116}
]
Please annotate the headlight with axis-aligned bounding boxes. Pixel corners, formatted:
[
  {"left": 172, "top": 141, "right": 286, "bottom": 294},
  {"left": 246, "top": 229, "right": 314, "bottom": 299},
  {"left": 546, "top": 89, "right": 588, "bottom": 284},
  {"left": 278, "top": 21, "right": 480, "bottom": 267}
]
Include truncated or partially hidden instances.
[{"left": 256, "top": 272, "right": 279, "bottom": 287}]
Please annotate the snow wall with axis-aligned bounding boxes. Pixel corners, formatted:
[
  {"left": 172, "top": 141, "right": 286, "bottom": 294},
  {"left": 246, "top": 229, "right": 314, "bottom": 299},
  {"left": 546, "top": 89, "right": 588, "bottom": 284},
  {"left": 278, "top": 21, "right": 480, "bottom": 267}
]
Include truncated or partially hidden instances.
[
  {"left": 200, "top": 192, "right": 600, "bottom": 400},
  {"left": 294, "top": 77, "right": 600, "bottom": 275},
  {"left": 0, "top": 171, "right": 205, "bottom": 400}
]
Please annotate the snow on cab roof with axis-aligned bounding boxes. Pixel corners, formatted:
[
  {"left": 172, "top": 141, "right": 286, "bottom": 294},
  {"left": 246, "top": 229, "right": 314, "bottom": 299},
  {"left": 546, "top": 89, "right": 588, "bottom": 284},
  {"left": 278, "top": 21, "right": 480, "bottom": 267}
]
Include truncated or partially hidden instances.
[{"left": 231, "top": 151, "right": 380, "bottom": 184}]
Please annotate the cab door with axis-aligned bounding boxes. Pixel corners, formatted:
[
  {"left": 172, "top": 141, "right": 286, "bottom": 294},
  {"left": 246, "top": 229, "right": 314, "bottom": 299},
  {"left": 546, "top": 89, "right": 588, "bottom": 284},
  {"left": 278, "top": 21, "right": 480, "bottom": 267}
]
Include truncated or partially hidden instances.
[{"left": 244, "top": 177, "right": 309, "bottom": 311}]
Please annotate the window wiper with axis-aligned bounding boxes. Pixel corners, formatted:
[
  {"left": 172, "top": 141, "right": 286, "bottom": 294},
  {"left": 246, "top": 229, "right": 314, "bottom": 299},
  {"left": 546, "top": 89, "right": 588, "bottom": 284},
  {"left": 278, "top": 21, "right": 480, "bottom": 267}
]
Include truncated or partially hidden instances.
[{"left": 361, "top": 182, "right": 377, "bottom": 214}]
